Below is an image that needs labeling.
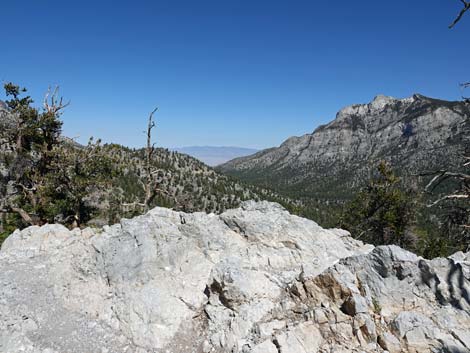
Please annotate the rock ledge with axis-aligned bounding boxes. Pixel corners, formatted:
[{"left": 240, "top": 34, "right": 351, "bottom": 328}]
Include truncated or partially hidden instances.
[{"left": 0, "top": 201, "right": 469, "bottom": 353}]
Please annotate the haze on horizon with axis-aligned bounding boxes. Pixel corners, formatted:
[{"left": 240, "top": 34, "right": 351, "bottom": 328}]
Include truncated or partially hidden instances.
[{"left": 1, "top": 0, "right": 469, "bottom": 150}]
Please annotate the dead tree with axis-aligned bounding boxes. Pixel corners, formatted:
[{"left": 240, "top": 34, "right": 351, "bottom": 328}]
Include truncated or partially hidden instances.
[
  {"left": 424, "top": 171, "right": 470, "bottom": 208},
  {"left": 43, "top": 86, "right": 70, "bottom": 116},
  {"left": 423, "top": 168, "right": 470, "bottom": 250},
  {"left": 423, "top": 1, "right": 470, "bottom": 241},
  {"left": 122, "top": 108, "right": 164, "bottom": 213},
  {"left": 144, "top": 107, "right": 159, "bottom": 210},
  {"left": 418, "top": 2, "right": 470, "bottom": 251}
]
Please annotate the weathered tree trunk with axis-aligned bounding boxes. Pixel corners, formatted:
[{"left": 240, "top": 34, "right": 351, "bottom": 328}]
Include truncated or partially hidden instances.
[
  {"left": 144, "top": 108, "right": 158, "bottom": 211},
  {"left": 10, "top": 206, "right": 36, "bottom": 226}
]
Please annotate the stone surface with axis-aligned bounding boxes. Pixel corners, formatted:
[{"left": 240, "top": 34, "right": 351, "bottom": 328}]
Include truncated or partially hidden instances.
[
  {"left": 0, "top": 201, "right": 469, "bottom": 353},
  {"left": 378, "top": 332, "right": 402, "bottom": 353}
]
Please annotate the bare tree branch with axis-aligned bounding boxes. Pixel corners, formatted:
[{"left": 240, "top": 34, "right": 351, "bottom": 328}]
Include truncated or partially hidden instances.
[
  {"left": 449, "top": 0, "right": 470, "bottom": 28},
  {"left": 422, "top": 170, "right": 470, "bottom": 192},
  {"left": 122, "top": 202, "right": 146, "bottom": 207},
  {"left": 427, "top": 194, "right": 469, "bottom": 207},
  {"left": 461, "top": 82, "right": 470, "bottom": 101},
  {"left": 463, "top": 156, "right": 470, "bottom": 167},
  {"left": 44, "top": 86, "right": 70, "bottom": 115}
]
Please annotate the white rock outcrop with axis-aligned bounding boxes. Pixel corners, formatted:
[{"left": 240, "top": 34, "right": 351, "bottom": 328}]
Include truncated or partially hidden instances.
[{"left": 0, "top": 201, "right": 469, "bottom": 353}]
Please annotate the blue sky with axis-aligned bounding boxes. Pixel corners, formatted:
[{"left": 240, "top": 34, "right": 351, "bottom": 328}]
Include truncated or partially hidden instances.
[{"left": 1, "top": 0, "right": 469, "bottom": 149}]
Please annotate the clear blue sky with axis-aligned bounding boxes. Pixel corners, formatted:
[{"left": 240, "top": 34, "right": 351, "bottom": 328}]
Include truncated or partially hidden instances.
[{"left": 1, "top": 0, "right": 469, "bottom": 149}]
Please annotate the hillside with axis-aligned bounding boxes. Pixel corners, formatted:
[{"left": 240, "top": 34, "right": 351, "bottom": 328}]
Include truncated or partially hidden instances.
[
  {"left": 1, "top": 201, "right": 469, "bottom": 352},
  {"left": 92, "top": 144, "right": 293, "bottom": 221},
  {"left": 0, "top": 99, "right": 293, "bottom": 235}
]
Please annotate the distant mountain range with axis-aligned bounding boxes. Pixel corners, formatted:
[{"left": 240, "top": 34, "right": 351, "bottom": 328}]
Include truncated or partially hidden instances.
[{"left": 171, "top": 146, "right": 258, "bottom": 166}]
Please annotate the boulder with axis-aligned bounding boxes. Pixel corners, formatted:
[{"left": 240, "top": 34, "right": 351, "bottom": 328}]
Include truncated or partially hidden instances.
[
  {"left": 0, "top": 201, "right": 469, "bottom": 353},
  {"left": 378, "top": 332, "right": 402, "bottom": 353}
]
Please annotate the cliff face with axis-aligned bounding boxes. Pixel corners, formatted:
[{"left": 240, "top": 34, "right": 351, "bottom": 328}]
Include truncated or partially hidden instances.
[
  {"left": 219, "top": 95, "right": 469, "bottom": 199},
  {"left": 1, "top": 202, "right": 469, "bottom": 353}
]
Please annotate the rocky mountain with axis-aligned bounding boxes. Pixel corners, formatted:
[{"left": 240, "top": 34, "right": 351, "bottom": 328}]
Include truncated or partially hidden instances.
[
  {"left": 1, "top": 201, "right": 469, "bottom": 353},
  {"left": 219, "top": 95, "right": 469, "bottom": 203},
  {"left": 172, "top": 146, "right": 259, "bottom": 166}
]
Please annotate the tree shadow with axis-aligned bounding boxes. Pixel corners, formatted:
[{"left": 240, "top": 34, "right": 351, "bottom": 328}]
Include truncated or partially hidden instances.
[{"left": 418, "top": 259, "right": 470, "bottom": 312}]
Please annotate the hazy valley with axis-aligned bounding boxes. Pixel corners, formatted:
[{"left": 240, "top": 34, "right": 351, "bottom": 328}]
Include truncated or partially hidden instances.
[{"left": 171, "top": 146, "right": 259, "bottom": 166}]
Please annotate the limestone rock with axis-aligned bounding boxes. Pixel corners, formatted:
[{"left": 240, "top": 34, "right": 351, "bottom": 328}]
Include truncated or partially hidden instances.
[
  {"left": 378, "top": 332, "right": 402, "bottom": 353},
  {"left": 250, "top": 340, "right": 278, "bottom": 353},
  {"left": 0, "top": 201, "right": 469, "bottom": 353}
]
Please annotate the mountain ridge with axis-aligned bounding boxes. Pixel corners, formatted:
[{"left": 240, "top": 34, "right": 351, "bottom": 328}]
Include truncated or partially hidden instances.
[
  {"left": 217, "top": 93, "right": 469, "bottom": 228},
  {"left": 219, "top": 93, "right": 468, "bottom": 196}
]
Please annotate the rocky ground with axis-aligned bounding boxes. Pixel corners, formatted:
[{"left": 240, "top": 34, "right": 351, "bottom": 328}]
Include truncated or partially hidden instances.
[{"left": 0, "top": 201, "right": 469, "bottom": 353}]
